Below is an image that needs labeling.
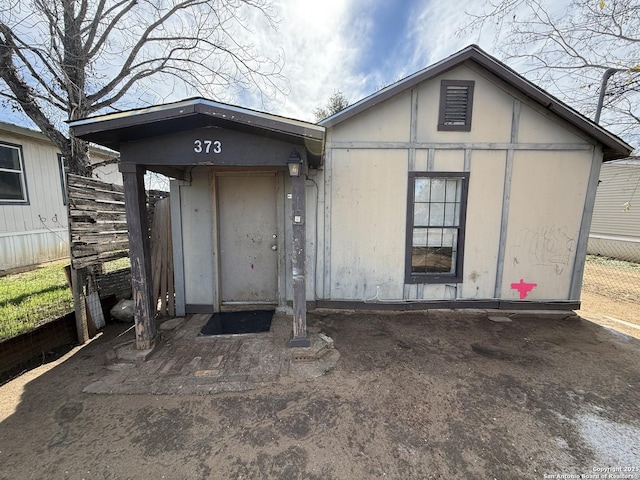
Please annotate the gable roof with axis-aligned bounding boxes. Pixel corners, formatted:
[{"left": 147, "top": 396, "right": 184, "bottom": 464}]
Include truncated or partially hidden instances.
[
  {"left": 68, "top": 98, "right": 325, "bottom": 165},
  {"left": 320, "top": 45, "right": 632, "bottom": 161}
]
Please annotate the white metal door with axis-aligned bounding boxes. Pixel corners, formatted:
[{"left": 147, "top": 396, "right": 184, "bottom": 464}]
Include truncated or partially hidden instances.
[{"left": 217, "top": 174, "right": 278, "bottom": 303}]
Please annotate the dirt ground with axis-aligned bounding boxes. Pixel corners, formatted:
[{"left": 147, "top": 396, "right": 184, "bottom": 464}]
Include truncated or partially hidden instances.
[{"left": 1, "top": 310, "right": 639, "bottom": 480}]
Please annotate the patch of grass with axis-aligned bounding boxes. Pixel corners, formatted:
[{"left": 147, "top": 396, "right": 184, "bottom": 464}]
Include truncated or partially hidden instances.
[
  {"left": 103, "top": 257, "right": 131, "bottom": 273},
  {"left": 0, "top": 264, "right": 74, "bottom": 341}
]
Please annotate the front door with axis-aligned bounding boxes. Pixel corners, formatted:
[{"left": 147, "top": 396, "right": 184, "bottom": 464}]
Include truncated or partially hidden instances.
[{"left": 217, "top": 174, "right": 278, "bottom": 304}]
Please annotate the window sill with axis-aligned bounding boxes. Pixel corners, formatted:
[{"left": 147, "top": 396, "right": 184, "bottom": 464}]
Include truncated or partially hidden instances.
[{"left": 405, "top": 274, "right": 463, "bottom": 284}]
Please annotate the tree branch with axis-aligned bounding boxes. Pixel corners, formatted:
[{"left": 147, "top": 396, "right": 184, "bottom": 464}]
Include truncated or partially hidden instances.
[{"left": 0, "top": 24, "right": 68, "bottom": 150}]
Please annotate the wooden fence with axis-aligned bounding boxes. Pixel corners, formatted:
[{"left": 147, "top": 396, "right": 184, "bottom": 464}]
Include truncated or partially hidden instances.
[
  {"left": 67, "top": 174, "right": 129, "bottom": 270},
  {"left": 67, "top": 175, "right": 173, "bottom": 342}
]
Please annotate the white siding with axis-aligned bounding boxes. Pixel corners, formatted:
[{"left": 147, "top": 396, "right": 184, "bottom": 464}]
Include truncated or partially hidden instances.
[{"left": 590, "top": 163, "right": 640, "bottom": 239}]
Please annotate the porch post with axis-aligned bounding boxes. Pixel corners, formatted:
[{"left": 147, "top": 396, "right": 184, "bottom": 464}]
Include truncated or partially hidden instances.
[
  {"left": 120, "top": 163, "right": 156, "bottom": 350},
  {"left": 289, "top": 159, "right": 310, "bottom": 347}
]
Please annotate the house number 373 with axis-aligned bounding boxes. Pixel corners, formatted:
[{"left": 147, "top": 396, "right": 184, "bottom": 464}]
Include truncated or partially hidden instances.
[{"left": 193, "top": 140, "right": 222, "bottom": 154}]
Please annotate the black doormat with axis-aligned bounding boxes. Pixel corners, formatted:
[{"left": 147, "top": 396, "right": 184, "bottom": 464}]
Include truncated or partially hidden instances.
[{"left": 200, "top": 310, "right": 274, "bottom": 336}]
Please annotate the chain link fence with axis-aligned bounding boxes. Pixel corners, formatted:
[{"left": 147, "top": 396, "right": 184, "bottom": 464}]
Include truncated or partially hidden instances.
[{"left": 581, "top": 237, "right": 640, "bottom": 331}]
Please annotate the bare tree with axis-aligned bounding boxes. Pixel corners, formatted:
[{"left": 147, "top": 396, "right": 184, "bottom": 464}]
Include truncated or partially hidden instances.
[
  {"left": 314, "top": 91, "right": 349, "bottom": 122},
  {"left": 463, "top": 0, "right": 640, "bottom": 146},
  {"left": 0, "top": 0, "right": 284, "bottom": 175}
]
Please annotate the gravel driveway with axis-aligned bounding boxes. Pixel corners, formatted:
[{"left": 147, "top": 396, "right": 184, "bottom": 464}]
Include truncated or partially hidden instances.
[{"left": 1, "top": 310, "right": 639, "bottom": 479}]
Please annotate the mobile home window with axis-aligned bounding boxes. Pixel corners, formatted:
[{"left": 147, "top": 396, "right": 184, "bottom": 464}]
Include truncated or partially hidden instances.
[
  {"left": 405, "top": 172, "right": 469, "bottom": 283},
  {"left": 0, "top": 142, "right": 28, "bottom": 203},
  {"left": 58, "top": 154, "right": 69, "bottom": 205},
  {"left": 438, "top": 80, "right": 474, "bottom": 131}
]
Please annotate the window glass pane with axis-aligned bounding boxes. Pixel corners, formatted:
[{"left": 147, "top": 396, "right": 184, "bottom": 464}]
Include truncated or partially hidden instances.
[
  {"left": 412, "top": 246, "right": 453, "bottom": 273},
  {"left": 429, "top": 203, "right": 445, "bottom": 226},
  {"left": 0, "top": 145, "right": 21, "bottom": 170},
  {"left": 430, "top": 179, "right": 445, "bottom": 202},
  {"left": 446, "top": 179, "right": 460, "bottom": 202},
  {"left": 412, "top": 228, "right": 428, "bottom": 247},
  {"left": 442, "top": 228, "right": 457, "bottom": 247},
  {"left": 429, "top": 247, "right": 454, "bottom": 272},
  {"left": 0, "top": 171, "right": 25, "bottom": 200},
  {"left": 414, "top": 178, "right": 430, "bottom": 202},
  {"left": 444, "top": 203, "right": 457, "bottom": 226},
  {"left": 411, "top": 247, "right": 427, "bottom": 273},
  {"left": 426, "top": 228, "right": 443, "bottom": 247},
  {"left": 414, "top": 203, "right": 429, "bottom": 226}
]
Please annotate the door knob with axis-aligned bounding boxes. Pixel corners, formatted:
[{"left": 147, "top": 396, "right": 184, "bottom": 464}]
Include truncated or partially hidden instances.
[{"left": 271, "top": 245, "right": 277, "bottom": 251}]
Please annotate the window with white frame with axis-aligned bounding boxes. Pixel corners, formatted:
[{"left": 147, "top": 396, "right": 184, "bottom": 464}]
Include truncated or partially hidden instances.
[
  {"left": 0, "top": 142, "right": 28, "bottom": 203},
  {"left": 405, "top": 172, "right": 469, "bottom": 283}
]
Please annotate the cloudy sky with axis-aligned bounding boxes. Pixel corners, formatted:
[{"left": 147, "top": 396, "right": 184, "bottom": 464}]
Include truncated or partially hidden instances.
[
  {"left": 261, "top": 0, "right": 498, "bottom": 122},
  {"left": 2, "top": 0, "right": 576, "bottom": 127}
]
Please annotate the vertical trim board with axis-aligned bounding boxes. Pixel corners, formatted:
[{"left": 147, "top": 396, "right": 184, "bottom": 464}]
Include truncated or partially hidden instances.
[
  {"left": 276, "top": 171, "right": 287, "bottom": 307},
  {"left": 494, "top": 99, "right": 520, "bottom": 298},
  {"left": 323, "top": 148, "right": 333, "bottom": 298},
  {"left": 170, "top": 180, "right": 186, "bottom": 316},
  {"left": 409, "top": 88, "right": 418, "bottom": 171},
  {"left": 210, "top": 172, "right": 220, "bottom": 312},
  {"left": 569, "top": 145, "right": 601, "bottom": 300}
]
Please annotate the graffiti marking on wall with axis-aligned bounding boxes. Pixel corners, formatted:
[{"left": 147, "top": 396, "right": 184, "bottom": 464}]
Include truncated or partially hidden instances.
[
  {"left": 510, "top": 278, "right": 537, "bottom": 299},
  {"left": 511, "top": 225, "right": 577, "bottom": 275}
]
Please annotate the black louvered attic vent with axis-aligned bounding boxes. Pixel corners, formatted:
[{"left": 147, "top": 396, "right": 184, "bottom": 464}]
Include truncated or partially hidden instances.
[
  {"left": 438, "top": 80, "right": 474, "bottom": 132},
  {"left": 444, "top": 85, "right": 469, "bottom": 125}
]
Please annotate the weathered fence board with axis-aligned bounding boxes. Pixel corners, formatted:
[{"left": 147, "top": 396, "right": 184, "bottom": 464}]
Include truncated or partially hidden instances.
[
  {"left": 150, "top": 197, "right": 175, "bottom": 316},
  {"left": 66, "top": 174, "right": 171, "bottom": 344},
  {"left": 68, "top": 174, "right": 128, "bottom": 270}
]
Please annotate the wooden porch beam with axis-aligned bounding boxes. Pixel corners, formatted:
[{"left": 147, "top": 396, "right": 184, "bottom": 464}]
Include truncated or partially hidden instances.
[
  {"left": 289, "top": 160, "right": 310, "bottom": 348},
  {"left": 121, "top": 164, "right": 156, "bottom": 350}
]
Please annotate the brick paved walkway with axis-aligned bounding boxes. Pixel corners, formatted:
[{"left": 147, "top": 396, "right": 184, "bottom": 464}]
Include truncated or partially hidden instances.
[{"left": 83, "top": 313, "right": 338, "bottom": 395}]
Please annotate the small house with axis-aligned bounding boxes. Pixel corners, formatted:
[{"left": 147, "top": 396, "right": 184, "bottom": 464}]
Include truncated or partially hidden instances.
[
  {"left": 0, "top": 121, "right": 120, "bottom": 272},
  {"left": 69, "top": 45, "right": 631, "bottom": 349}
]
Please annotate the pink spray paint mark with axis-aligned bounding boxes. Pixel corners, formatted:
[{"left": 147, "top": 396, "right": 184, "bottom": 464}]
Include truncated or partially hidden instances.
[{"left": 510, "top": 279, "right": 537, "bottom": 299}]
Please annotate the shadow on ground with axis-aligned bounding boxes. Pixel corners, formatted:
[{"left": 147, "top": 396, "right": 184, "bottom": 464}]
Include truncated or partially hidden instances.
[{"left": 1, "top": 310, "right": 639, "bottom": 479}]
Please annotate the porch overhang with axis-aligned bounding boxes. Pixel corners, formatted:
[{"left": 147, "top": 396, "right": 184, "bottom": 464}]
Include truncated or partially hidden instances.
[{"left": 69, "top": 98, "right": 325, "bottom": 169}]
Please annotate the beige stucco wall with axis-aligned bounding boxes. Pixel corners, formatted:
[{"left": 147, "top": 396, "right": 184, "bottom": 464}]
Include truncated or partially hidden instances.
[
  {"left": 518, "top": 103, "right": 587, "bottom": 144},
  {"left": 501, "top": 151, "right": 591, "bottom": 300},
  {"left": 461, "top": 150, "right": 506, "bottom": 299},
  {"left": 322, "top": 63, "right": 598, "bottom": 303},
  {"left": 329, "top": 149, "right": 408, "bottom": 300},
  {"left": 329, "top": 91, "right": 412, "bottom": 143}
]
